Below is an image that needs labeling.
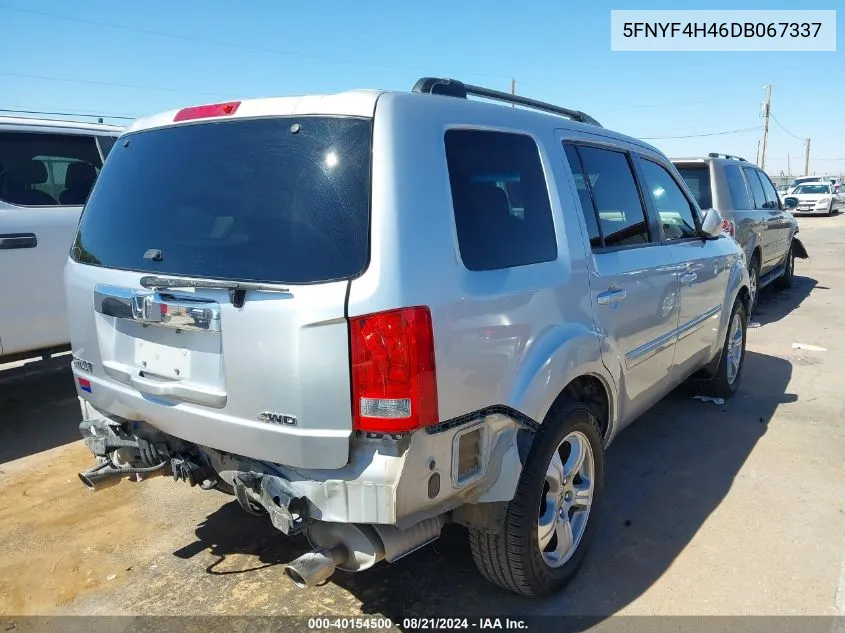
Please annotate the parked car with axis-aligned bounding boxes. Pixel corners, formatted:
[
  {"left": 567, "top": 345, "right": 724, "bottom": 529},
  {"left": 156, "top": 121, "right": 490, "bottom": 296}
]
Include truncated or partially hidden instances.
[
  {"left": 67, "top": 77, "right": 750, "bottom": 597},
  {"left": 782, "top": 181, "right": 845, "bottom": 215},
  {"left": 672, "top": 153, "right": 808, "bottom": 312},
  {"left": 0, "top": 116, "right": 122, "bottom": 363},
  {"left": 787, "top": 175, "right": 826, "bottom": 194}
]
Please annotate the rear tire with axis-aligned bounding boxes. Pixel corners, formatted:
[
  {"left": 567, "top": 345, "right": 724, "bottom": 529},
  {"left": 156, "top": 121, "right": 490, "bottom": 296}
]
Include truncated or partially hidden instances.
[
  {"left": 774, "top": 242, "right": 795, "bottom": 289},
  {"left": 701, "top": 297, "right": 747, "bottom": 399},
  {"left": 468, "top": 401, "right": 604, "bottom": 597}
]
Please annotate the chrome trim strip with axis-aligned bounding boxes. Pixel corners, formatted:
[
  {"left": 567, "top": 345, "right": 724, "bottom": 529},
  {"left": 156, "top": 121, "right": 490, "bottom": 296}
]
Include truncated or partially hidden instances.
[
  {"left": 625, "top": 305, "right": 723, "bottom": 368},
  {"left": 626, "top": 329, "right": 677, "bottom": 368},
  {"left": 94, "top": 284, "right": 221, "bottom": 332},
  {"left": 677, "top": 306, "right": 722, "bottom": 341}
]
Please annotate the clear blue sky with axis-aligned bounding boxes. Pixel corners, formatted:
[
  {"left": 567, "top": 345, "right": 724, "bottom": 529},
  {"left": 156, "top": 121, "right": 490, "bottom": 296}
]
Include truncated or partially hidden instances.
[{"left": 1, "top": 0, "right": 842, "bottom": 177}]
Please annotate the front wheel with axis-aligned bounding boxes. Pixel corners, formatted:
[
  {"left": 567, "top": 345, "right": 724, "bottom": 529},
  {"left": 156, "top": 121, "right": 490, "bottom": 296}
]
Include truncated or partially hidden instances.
[
  {"left": 468, "top": 401, "right": 604, "bottom": 597},
  {"left": 702, "top": 298, "right": 747, "bottom": 399}
]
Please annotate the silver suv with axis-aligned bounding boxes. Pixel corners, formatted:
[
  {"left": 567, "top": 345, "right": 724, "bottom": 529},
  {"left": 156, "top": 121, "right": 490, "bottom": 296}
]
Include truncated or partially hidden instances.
[
  {"left": 67, "top": 77, "right": 750, "bottom": 597},
  {"left": 672, "top": 154, "right": 807, "bottom": 311}
]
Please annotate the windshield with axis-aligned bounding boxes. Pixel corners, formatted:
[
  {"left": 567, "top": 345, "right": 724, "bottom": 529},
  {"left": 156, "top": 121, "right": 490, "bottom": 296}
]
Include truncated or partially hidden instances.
[
  {"left": 73, "top": 116, "right": 372, "bottom": 284},
  {"left": 794, "top": 184, "right": 830, "bottom": 194},
  {"left": 674, "top": 165, "right": 712, "bottom": 209}
]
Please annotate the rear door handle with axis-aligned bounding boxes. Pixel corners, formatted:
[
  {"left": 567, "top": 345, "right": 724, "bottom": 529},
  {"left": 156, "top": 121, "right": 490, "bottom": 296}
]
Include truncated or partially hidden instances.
[
  {"left": 597, "top": 289, "right": 627, "bottom": 305},
  {"left": 0, "top": 233, "right": 37, "bottom": 249},
  {"left": 680, "top": 272, "right": 697, "bottom": 284}
]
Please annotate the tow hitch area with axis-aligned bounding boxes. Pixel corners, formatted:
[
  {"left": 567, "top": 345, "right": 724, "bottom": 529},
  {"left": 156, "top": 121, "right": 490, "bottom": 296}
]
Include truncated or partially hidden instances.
[
  {"left": 77, "top": 418, "right": 169, "bottom": 491},
  {"left": 232, "top": 471, "right": 310, "bottom": 535}
]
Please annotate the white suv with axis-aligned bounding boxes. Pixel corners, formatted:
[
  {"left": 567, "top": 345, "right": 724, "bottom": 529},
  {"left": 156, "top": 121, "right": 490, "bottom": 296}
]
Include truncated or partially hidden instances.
[
  {"left": 67, "top": 78, "right": 749, "bottom": 596},
  {"left": 0, "top": 116, "right": 121, "bottom": 363}
]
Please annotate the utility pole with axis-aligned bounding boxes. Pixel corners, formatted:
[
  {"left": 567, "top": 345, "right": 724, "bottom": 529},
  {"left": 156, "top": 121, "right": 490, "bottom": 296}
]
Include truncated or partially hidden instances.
[
  {"left": 787, "top": 153, "right": 791, "bottom": 178},
  {"left": 804, "top": 138, "right": 811, "bottom": 176},
  {"left": 760, "top": 84, "right": 772, "bottom": 170},
  {"left": 756, "top": 140, "right": 761, "bottom": 165},
  {"left": 510, "top": 78, "right": 515, "bottom": 107}
]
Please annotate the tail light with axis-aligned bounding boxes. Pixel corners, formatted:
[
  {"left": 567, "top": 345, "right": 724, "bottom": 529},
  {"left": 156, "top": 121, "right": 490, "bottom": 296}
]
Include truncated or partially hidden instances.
[
  {"left": 174, "top": 101, "right": 241, "bottom": 122},
  {"left": 349, "top": 306, "right": 438, "bottom": 433},
  {"left": 721, "top": 217, "right": 735, "bottom": 237}
]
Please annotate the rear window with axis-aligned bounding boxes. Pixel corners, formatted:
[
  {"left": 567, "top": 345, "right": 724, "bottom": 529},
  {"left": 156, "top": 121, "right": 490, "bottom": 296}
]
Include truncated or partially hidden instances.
[
  {"left": 73, "top": 117, "right": 372, "bottom": 284},
  {"left": 675, "top": 165, "right": 712, "bottom": 209},
  {"left": 0, "top": 132, "right": 103, "bottom": 206}
]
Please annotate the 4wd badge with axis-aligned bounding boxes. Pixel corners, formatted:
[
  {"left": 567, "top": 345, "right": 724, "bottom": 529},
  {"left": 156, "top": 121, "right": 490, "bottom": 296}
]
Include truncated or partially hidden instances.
[{"left": 258, "top": 412, "right": 297, "bottom": 426}]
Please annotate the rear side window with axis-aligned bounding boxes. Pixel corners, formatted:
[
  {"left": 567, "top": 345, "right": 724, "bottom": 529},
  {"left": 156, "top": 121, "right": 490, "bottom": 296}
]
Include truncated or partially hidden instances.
[
  {"left": 675, "top": 165, "right": 712, "bottom": 209},
  {"left": 724, "top": 165, "right": 752, "bottom": 209},
  {"left": 0, "top": 132, "right": 102, "bottom": 206},
  {"left": 743, "top": 167, "right": 768, "bottom": 210},
  {"left": 73, "top": 117, "right": 372, "bottom": 284},
  {"left": 563, "top": 144, "right": 601, "bottom": 249},
  {"left": 445, "top": 130, "right": 557, "bottom": 271},
  {"left": 575, "top": 145, "right": 651, "bottom": 248},
  {"left": 757, "top": 171, "right": 781, "bottom": 208},
  {"left": 97, "top": 135, "right": 117, "bottom": 159},
  {"left": 638, "top": 159, "right": 699, "bottom": 241}
]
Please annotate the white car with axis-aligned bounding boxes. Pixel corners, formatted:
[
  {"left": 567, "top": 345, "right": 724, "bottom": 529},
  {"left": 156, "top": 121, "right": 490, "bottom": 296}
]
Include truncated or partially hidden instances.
[
  {"left": 0, "top": 116, "right": 122, "bottom": 363},
  {"left": 786, "top": 176, "right": 827, "bottom": 194},
  {"left": 782, "top": 181, "right": 845, "bottom": 215}
]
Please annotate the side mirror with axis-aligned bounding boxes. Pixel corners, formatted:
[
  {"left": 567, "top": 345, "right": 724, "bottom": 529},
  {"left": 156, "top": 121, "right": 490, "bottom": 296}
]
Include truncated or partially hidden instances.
[
  {"left": 700, "top": 208, "right": 724, "bottom": 238},
  {"left": 783, "top": 197, "right": 798, "bottom": 209}
]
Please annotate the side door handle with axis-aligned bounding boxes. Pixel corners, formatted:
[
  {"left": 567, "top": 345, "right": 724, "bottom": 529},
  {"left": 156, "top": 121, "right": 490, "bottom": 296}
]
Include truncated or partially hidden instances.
[
  {"left": 0, "top": 233, "right": 37, "bottom": 249},
  {"left": 597, "top": 288, "right": 627, "bottom": 305}
]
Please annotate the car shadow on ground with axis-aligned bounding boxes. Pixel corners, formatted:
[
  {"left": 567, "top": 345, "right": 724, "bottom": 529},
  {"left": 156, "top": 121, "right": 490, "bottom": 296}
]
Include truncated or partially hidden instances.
[
  {"left": 0, "top": 366, "right": 80, "bottom": 464},
  {"left": 753, "top": 274, "right": 817, "bottom": 327},
  {"left": 181, "top": 350, "right": 793, "bottom": 622}
]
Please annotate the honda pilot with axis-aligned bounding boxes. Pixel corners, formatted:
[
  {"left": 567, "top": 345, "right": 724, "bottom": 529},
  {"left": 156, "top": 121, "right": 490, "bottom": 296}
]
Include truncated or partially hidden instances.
[{"left": 67, "top": 77, "right": 750, "bottom": 596}]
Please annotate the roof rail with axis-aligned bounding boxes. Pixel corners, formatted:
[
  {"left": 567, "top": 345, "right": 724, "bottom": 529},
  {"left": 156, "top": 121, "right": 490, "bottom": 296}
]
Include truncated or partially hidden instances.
[
  {"left": 411, "top": 77, "right": 602, "bottom": 127},
  {"left": 708, "top": 152, "right": 747, "bottom": 162}
]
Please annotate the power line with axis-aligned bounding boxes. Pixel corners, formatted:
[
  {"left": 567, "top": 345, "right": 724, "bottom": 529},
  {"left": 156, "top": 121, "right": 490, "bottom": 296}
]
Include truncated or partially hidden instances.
[
  {"left": 640, "top": 126, "right": 761, "bottom": 140},
  {"left": 0, "top": 71, "right": 229, "bottom": 98},
  {"left": 0, "top": 104, "right": 139, "bottom": 118},
  {"left": 0, "top": 3, "right": 509, "bottom": 81},
  {"left": 770, "top": 113, "right": 804, "bottom": 141},
  {"left": 0, "top": 108, "right": 135, "bottom": 121}
]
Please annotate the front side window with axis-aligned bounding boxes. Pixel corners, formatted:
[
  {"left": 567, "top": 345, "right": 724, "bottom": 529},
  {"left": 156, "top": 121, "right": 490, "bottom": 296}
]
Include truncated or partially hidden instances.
[
  {"left": 0, "top": 132, "right": 102, "bottom": 206},
  {"left": 639, "top": 159, "right": 699, "bottom": 240},
  {"left": 575, "top": 145, "right": 651, "bottom": 247},
  {"left": 445, "top": 130, "right": 557, "bottom": 271}
]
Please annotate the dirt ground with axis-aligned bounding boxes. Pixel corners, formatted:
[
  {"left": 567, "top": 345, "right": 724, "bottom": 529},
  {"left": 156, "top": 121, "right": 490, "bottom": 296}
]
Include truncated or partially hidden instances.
[{"left": 1, "top": 213, "right": 844, "bottom": 622}]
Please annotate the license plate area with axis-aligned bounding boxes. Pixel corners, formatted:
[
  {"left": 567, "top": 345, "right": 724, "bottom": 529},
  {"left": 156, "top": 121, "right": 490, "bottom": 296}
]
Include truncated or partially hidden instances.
[{"left": 135, "top": 339, "right": 191, "bottom": 380}]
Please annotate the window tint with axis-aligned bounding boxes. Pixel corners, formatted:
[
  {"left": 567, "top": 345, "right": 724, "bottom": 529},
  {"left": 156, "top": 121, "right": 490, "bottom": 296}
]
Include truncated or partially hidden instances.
[
  {"left": 74, "top": 117, "right": 372, "bottom": 284},
  {"left": 724, "top": 165, "right": 752, "bottom": 209},
  {"left": 757, "top": 171, "right": 781, "bottom": 208},
  {"left": 675, "top": 165, "right": 712, "bottom": 209},
  {"left": 97, "top": 135, "right": 117, "bottom": 159},
  {"left": 639, "top": 159, "right": 698, "bottom": 240},
  {"left": 743, "top": 167, "right": 767, "bottom": 210},
  {"left": 563, "top": 144, "right": 601, "bottom": 248},
  {"left": 445, "top": 130, "right": 557, "bottom": 270},
  {"left": 575, "top": 146, "right": 650, "bottom": 247},
  {"left": 0, "top": 132, "right": 102, "bottom": 206}
]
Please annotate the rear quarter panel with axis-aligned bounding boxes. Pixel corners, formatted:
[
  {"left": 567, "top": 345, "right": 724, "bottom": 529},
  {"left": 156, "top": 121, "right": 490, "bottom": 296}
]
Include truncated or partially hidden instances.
[{"left": 348, "top": 94, "right": 618, "bottom": 433}]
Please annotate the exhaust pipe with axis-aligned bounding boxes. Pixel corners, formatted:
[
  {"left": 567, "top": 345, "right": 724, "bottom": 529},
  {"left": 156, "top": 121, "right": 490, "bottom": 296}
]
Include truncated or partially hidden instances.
[
  {"left": 284, "top": 547, "right": 346, "bottom": 588},
  {"left": 78, "top": 460, "right": 168, "bottom": 492}
]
